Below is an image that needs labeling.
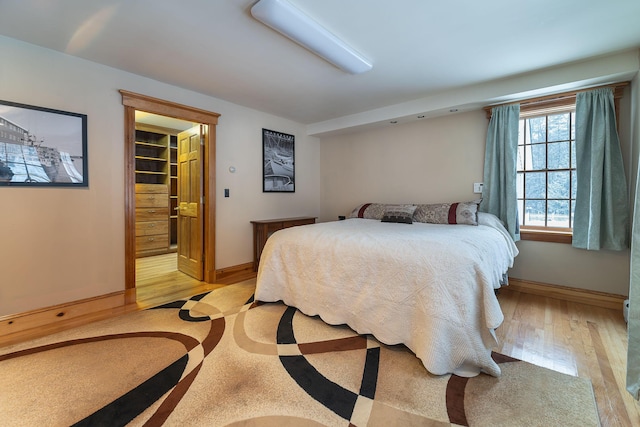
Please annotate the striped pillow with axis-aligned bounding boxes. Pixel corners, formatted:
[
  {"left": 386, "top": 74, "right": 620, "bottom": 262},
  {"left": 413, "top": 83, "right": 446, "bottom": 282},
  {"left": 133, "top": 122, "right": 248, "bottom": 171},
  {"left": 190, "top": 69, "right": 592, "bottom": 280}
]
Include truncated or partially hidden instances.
[
  {"left": 349, "top": 203, "right": 387, "bottom": 220},
  {"left": 413, "top": 201, "right": 479, "bottom": 225}
]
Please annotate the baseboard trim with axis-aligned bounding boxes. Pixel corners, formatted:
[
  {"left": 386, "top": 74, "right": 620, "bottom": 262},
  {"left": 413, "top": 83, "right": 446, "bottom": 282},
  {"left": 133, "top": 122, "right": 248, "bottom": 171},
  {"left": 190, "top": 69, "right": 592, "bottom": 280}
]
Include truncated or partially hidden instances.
[
  {"left": 0, "top": 291, "right": 127, "bottom": 347},
  {"left": 507, "top": 278, "right": 627, "bottom": 310},
  {"left": 1, "top": 274, "right": 624, "bottom": 347},
  {"left": 0, "top": 263, "right": 259, "bottom": 347},
  {"left": 215, "top": 262, "right": 256, "bottom": 285}
]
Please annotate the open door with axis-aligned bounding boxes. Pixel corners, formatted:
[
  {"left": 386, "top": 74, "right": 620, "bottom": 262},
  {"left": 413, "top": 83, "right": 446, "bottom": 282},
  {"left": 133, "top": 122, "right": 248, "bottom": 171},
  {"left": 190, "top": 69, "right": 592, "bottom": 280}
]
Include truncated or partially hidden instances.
[
  {"left": 177, "top": 125, "right": 206, "bottom": 280},
  {"left": 121, "top": 90, "right": 219, "bottom": 298}
]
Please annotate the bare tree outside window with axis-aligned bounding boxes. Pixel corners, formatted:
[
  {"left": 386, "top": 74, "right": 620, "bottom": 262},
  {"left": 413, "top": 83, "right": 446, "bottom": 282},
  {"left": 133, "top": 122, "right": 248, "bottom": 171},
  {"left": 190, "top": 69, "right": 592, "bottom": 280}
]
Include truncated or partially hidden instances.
[{"left": 517, "top": 111, "right": 575, "bottom": 230}]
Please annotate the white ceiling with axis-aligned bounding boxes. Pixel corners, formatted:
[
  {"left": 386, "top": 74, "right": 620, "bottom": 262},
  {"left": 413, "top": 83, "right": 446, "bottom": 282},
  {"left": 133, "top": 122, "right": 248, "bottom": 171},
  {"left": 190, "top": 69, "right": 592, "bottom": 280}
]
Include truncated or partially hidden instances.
[{"left": 1, "top": 0, "right": 640, "bottom": 134}]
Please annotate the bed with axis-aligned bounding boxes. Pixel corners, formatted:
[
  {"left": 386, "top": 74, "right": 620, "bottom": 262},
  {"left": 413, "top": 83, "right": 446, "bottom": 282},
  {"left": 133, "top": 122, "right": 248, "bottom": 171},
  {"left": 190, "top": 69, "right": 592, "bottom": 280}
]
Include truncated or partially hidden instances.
[{"left": 254, "top": 203, "right": 519, "bottom": 377}]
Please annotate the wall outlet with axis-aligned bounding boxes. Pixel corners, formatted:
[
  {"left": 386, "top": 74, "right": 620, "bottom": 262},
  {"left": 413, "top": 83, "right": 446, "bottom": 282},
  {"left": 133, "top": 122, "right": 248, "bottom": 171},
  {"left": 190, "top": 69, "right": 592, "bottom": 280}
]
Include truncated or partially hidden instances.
[
  {"left": 624, "top": 299, "right": 629, "bottom": 323},
  {"left": 473, "top": 182, "right": 483, "bottom": 194}
]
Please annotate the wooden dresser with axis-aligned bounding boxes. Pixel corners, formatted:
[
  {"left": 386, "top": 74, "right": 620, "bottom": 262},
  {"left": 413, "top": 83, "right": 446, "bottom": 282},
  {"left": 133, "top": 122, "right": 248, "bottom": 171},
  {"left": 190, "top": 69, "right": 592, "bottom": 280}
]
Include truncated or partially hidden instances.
[
  {"left": 250, "top": 216, "right": 317, "bottom": 271},
  {"left": 135, "top": 183, "right": 169, "bottom": 257}
]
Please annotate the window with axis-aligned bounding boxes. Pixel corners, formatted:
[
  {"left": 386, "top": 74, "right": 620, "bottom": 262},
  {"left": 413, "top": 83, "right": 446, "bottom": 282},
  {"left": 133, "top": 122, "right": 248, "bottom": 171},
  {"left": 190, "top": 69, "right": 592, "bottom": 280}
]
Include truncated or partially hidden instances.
[
  {"left": 482, "top": 82, "right": 627, "bottom": 244},
  {"left": 517, "top": 109, "right": 575, "bottom": 240}
]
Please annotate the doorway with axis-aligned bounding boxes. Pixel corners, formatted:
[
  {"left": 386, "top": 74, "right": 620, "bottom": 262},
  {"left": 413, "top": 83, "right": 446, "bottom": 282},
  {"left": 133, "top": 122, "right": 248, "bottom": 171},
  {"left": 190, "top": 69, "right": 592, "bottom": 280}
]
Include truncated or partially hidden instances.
[
  {"left": 120, "top": 90, "right": 220, "bottom": 303},
  {"left": 134, "top": 114, "right": 203, "bottom": 295}
]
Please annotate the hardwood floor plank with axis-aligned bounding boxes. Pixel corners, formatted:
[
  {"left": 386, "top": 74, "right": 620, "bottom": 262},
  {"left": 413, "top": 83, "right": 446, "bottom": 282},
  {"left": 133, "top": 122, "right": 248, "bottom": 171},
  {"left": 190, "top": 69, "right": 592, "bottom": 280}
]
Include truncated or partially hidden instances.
[
  {"left": 551, "top": 320, "right": 577, "bottom": 375},
  {"left": 496, "top": 287, "right": 640, "bottom": 427},
  {"left": 134, "top": 253, "right": 233, "bottom": 309},
  {"left": 589, "top": 321, "right": 633, "bottom": 426}
]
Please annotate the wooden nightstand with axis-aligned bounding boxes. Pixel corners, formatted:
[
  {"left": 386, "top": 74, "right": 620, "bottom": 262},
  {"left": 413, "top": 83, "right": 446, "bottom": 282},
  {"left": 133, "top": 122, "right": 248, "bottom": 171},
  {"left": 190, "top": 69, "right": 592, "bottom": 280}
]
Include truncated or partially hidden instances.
[{"left": 250, "top": 216, "right": 316, "bottom": 271}]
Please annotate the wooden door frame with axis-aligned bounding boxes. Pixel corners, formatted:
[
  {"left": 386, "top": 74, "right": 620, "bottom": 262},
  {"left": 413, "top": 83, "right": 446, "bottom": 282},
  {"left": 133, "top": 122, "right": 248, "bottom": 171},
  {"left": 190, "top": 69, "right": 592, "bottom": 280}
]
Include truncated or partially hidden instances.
[{"left": 120, "top": 90, "right": 220, "bottom": 302}]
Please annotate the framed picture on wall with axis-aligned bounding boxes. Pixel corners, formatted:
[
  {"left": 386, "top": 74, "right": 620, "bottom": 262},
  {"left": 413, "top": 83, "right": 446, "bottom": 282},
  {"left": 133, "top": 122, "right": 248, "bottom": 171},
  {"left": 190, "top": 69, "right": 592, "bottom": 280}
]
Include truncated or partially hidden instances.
[
  {"left": 262, "top": 128, "right": 294, "bottom": 193},
  {"left": 0, "top": 100, "right": 88, "bottom": 187}
]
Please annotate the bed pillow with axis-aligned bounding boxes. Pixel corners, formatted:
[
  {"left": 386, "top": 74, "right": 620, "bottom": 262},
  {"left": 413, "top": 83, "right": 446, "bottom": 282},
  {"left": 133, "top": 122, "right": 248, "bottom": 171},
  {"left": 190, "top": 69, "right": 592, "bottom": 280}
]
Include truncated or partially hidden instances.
[
  {"left": 381, "top": 204, "right": 417, "bottom": 224},
  {"left": 413, "top": 200, "right": 480, "bottom": 225},
  {"left": 349, "top": 203, "right": 388, "bottom": 220}
]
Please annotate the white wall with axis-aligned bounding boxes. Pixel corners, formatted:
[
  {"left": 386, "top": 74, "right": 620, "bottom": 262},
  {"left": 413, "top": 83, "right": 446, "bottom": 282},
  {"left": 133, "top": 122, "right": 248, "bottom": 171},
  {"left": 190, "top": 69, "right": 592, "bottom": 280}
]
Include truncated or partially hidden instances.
[
  {"left": 0, "top": 36, "right": 320, "bottom": 317},
  {"left": 215, "top": 104, "right": 321, "bottom": 268},
  {"left": 319, "top": 110, "right": 487, "bottom": 221},
  {"left": 320, "top": 88, "right": 635, "bottom": 296},
  {"left": 509, "top": 241, "right": 629, "bottom": 294}
]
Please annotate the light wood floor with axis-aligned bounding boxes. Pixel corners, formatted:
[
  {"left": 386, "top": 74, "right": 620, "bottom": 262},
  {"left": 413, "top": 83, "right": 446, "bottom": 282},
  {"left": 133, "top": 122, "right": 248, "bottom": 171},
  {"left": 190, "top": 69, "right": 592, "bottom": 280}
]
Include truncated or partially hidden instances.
[
  {"left": 495, "top": 287, "right": 639, "bottom": 427},
  {"left": 135, "top": 253, "right": 225, "bottom": 309}
]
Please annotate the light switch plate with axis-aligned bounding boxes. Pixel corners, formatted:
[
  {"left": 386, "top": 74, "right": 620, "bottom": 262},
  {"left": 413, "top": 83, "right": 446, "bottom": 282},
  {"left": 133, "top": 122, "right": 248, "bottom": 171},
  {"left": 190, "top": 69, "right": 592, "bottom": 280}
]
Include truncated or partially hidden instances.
[{"left": 473, "top": 182, "right": 483, "bottom": 194}]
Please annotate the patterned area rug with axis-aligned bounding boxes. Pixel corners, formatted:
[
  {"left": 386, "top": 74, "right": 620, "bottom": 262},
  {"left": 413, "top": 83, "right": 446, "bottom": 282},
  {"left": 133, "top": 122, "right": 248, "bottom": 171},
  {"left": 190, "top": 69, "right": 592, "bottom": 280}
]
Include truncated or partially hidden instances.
[{"left": 0, "top": 282, "right": 600, "bottom": 426}]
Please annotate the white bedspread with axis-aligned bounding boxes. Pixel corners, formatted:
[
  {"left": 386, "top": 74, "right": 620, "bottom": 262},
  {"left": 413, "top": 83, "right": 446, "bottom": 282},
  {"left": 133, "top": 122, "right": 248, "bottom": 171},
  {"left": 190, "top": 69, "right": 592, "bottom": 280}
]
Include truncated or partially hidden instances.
[{"left": 255, "top": 214, "right": 518, "bottom": 377}]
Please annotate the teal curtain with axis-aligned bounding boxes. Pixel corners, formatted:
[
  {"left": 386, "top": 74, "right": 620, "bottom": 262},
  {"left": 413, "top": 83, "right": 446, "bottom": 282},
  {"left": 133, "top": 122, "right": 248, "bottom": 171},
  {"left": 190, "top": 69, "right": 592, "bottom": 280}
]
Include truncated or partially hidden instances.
[
  {"left": 573, "top": 88, "right": 629, "bottom": 250},
  {"left": 628, "top": 171, "right": 640, "bottom": 399},
  {"left": 480, "top": 104, "right": 520, "bottom": 241}
]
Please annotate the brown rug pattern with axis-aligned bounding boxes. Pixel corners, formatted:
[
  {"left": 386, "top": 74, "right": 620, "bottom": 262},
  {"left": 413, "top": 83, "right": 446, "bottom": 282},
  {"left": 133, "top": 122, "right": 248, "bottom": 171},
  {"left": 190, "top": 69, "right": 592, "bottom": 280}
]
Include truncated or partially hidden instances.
[{"left": 0, "top": 282, "right": 600, "bottom": 426}]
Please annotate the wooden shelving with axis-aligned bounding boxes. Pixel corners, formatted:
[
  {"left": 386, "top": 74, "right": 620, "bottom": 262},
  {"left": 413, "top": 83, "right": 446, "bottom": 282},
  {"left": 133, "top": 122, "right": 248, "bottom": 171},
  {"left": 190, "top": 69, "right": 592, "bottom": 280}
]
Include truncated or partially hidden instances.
[
  {"left": 169, "top": 135, "right": 178, "bottom": 250},
  {"left": 134, "top": 126, "right": 179, "bottom": 257},
  {"left": 135, "top": 131, "right": 169, "bottom": 185}
]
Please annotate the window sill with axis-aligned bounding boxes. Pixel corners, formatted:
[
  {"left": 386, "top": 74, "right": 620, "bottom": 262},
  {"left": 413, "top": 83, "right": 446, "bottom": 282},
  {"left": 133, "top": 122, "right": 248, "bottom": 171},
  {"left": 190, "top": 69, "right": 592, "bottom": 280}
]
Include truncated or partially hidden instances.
[{"left": 520, "top": 229, "right": 572, "bottom": 244}]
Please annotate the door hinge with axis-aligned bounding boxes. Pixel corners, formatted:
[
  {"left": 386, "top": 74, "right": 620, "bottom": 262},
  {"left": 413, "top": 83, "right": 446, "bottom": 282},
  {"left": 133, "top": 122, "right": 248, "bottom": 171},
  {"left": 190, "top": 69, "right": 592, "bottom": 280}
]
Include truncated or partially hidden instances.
[
  {"left": 200, "top": 196, "right": 205, "bottom": 204},
  {"left": 200, "top": 137, "right": 205, "bottom": 146}
]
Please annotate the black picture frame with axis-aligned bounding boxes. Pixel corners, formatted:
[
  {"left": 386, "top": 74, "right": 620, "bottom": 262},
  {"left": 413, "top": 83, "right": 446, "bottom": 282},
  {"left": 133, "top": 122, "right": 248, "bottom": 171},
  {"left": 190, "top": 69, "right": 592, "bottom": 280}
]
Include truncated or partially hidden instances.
[
  {"left": 262, "top": 128, "right": 294, "bottom": 193},
  {"left": 0, "top": 100, "right": 88, "bottom": 187}
]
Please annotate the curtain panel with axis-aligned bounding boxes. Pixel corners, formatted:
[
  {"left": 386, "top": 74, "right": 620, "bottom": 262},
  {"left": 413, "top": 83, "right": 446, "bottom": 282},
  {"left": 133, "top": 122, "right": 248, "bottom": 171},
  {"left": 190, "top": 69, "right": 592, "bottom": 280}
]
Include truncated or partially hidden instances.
[
  {"left": 628, "top": 175, "right": 640, "bottom": 399},
  {"left": 480, "top": 104, "right": 520, "bottom": 241},
  {"left": 573, "top": 88, "right": 629, "bottom": 250}
]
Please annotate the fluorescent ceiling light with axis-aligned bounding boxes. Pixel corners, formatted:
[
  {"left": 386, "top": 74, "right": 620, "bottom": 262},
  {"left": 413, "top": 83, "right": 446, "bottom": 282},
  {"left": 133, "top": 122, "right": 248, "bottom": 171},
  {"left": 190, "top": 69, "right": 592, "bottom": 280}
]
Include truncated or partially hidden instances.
[{"left": 251, "top": 0, "right": 372, "bottom": 74}]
